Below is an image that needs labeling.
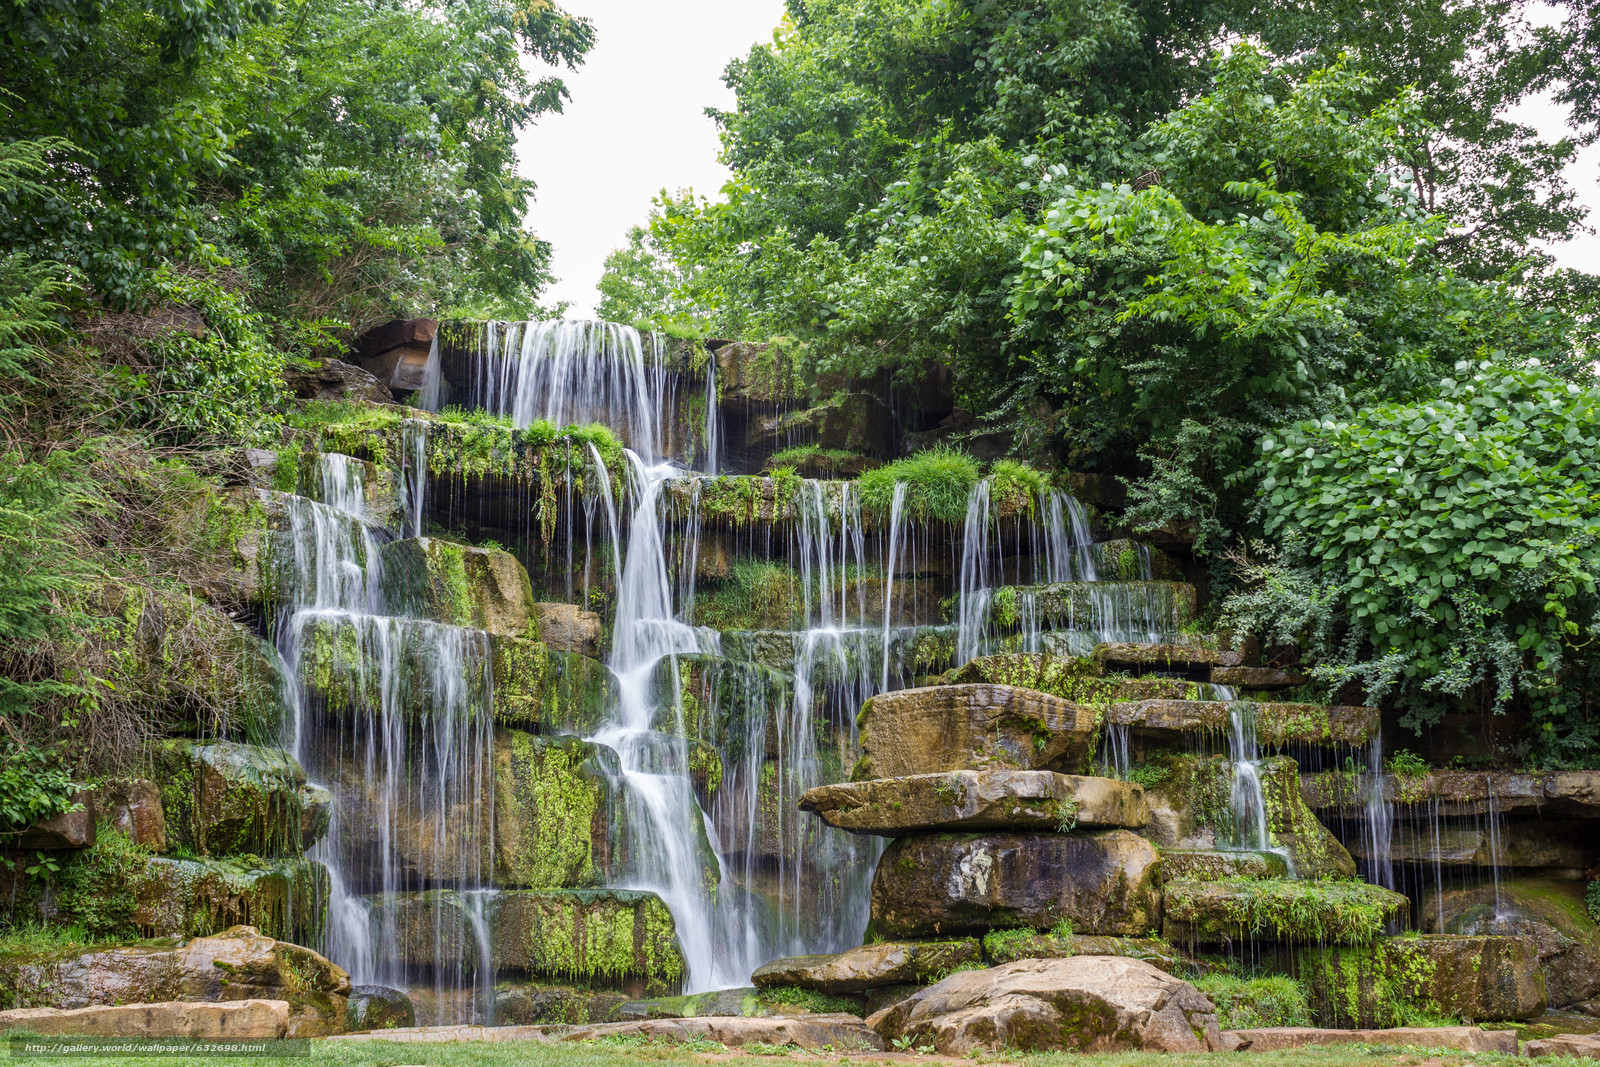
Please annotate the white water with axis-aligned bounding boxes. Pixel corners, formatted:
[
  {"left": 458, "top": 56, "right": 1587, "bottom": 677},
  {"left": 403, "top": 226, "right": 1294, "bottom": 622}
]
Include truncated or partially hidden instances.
[{"left": 1220, "top": 692, "right": 1295, "bottom": 876}]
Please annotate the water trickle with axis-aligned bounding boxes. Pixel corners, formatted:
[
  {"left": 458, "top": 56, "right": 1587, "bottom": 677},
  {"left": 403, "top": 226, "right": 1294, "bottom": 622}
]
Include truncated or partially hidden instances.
[
  {"left": 417, "top": 334, "right": 444, "bottom": 413},
  {"left": 1361, "top": 734, "right": 1396, "bottom": 891},
  {"left": 1221, "top": 697, "right": 1295, "bottom": 876},
  {"left": 881, "top": 483, "right": 909, "bottom": 691}
]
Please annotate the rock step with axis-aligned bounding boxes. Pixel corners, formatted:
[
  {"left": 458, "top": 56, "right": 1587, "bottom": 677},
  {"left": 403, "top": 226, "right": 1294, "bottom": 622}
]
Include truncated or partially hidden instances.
[
  {"left": 1211, "top": 666, "right": 1307, "bottom": 691},
  {"left": 985, "top": 581, "right": 1196, "bottom": 632},
  {"left": 329, "top": 1015, "right": 886, "bottom": 1050},
  {"left": 1527, "top": 1033, "right": 1600, "bottom": 1058},
  {"left": 1160, "top": 850, "right": 1289, "bottom": 882},
  {"left": 1226, "top": 1026, "right": 1518, "bottom": 1054},
  {"left": 1295, "top": 935, "right": 1547, "bottom": 1027},
  {"left": 800, "top": 770, "right": 1148, "bottom": 836},
  {"left": 1107, "top": 700, "right": 1378, "bottom": 747},
  {"left": 941, "top": 652, "right": 1225, "bottom": 704},
  {"left": 980, "top": 931, "right": 1187, "bottom": 972},
  {"left": 1301, "top": 768, "right": 1600, "bottom": 819},
  {"left": 1094, "top": 636, "right": 1260, "bottom": 673},
  {"left": 1346, "top": 820, "right": 1597, "bottom": 871},
  {"left": 0, "top": 1000, "right": 291, "bottom": 1040},
  {"left": 753, "top": 940, "right": 982, "bottom": 994},
  {"left": 1162, "top": 879, "right": 1409, "bottom": 945}
]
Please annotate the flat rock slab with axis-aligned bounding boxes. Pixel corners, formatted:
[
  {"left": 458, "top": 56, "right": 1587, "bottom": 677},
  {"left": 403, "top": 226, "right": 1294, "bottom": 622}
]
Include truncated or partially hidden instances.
[
  {"left": 1093, "top": 638, "right": 1258, "bottom": 672},
  {"left": 0, "top": 1000, "right": 290, "bottom": 1039},
  {"left": 1163, "top": 879, "right": 1409, "bottom": 945},
  {"left": 752, "top": 941, "right": 982, "bottom": 994},
  {"left": 870, "top": 830, "right": 1161, "bottom": 938},
  {"left": 980, "top": 931, "right": 1186, "bottom": 973},
  {"left": 800, "top": 771, "right": 1147, "bottom": 835},
  {"left": 1227, "top": 1026, "right": 1518, "bottom": 1053},
  {"left": 1160, "top": 850, "right": 1289, "bottom": 881},
  {"left": 331, "top": 1015, "right": 886, "bottom": 1050},
  {"left": 853, "top": 684, "right": 1097, "bottom": 780},
  {"left": 1210, "top": 667, "right": 1307, "bottom": 690},
  {"left": 1106, "top": 700, "right": 1378, "bottom": 747},
  {"left": 867, "top": 956, "right": 1223, "bottom": 1054},
  {"left": 1527, "top": 1033, "right": 1600, "bottom": 1058},
  {"left": 1302, "top": 769, "right": 1600, "bottom": 820}
]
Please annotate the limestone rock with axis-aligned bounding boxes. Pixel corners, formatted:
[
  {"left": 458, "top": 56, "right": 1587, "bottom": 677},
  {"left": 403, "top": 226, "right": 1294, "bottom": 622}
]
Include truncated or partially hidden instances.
[
  {"left": 0, "top": 926, "right": 348, "bottom": 1037},
  {"left": 494, "top": 638, "right": 615, "bottom": 731},
  {"left": 1526, "top": 1033, "right": 1600, "bottom": 1058},
  {"left": 138, "top": 856, "right": 329, "bottom": 945},
  {"left": 1421, "top": 877, "right": 1600, "bottom": 1006},
  {"left": 801, "top": 771, "right": 1147, "bottom": 835},
  {"left": 853, "top": 684, "right": 1098, "bottom": 780},
  {"left": 14, "top": 789, "right": 95, "bottom": 849},
  {"left": 980, "top": 931, "right": 1187, "bottom": 972},
  {"left": 1210, "top": 667, "right": 1307, "bottom": 690},
  {"left": 379, "top": 537, "right": 537, "bottom": 637},
  {"left": 1093, "top": 637, "right": 1259, "bottom": 672},
  {"left": 360, "top": 345, "right": 432, "bottom": 392},
  {"left": 493, "top": 731, "right": 622, "bottom": 889},
  {"left": 555, "top": 1014, "right": 885, "bottom": 1050},
  {"left": 1301, "top": 768, "right": 1600, "bottom": 820},
  {"left": 346, "top": 986, "right": 416, "bottom": 1032},
  {"left": 752, "top": 941, "right": 982, "bottom": 994},
  {"left": 1106, "top": 700, "right": 1378, "bottom": 747},
  {"left": 530, "top": 603, "right": 602, "bottom": 657},
  {"left": 1159, "top": 850, "right": 1289, "bottom": 882},
  {"left": 1226, "top": 1026, "right": 1518, "bottom": 1054},
  {"left": 989, "top": 582, "right": 1196, "bottom": 634},
  {"left": 284, "top": 358, "right": 393, "bottom": 403},
  {"left": 1297, "top": 936, "right": 1546, "bottom": 1027},
  {"left": 153, "top": 740, "right": 329, "bottom": 857},
  {"left": 1163, "top": 879, "right": 1408, "bottom": 945},
  {"left": 866, "top": 956, "right": 1224, "bottom": 1054},
  {"left": 101, "top": 779, "right": 167, "bottom": 852},
  {"left": 492, "top": 984, "right": 629, "bottom": 1026},
  {"left": 940, "top": 654, "right": 1195, "bottom": 704},
  {"left": 0, "top": 1000, "right": 289, "bottom": 1039},
  {"left": 712, "top": 341, "right": 802, "bottom": 404},
  {"left": 616, "top": 988, "right": 773, "bottom": 1021},
  {"left": 869, "top": 831, "right": 1162, "bottom": 938},
  {"left": 1346, "top": 821, "right": 1597, "bottom": 871}
]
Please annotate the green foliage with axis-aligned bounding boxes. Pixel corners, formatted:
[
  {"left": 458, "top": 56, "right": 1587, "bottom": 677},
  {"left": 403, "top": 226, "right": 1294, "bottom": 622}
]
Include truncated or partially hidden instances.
[
  {"left": 1125, "top": 762, "right": 1171, "bottom": 789},
  {"left": 1385, "top": 751, "right": 1430, "bottom": 780},
  {"left": 0, "top": 745, "right": 78, "bottom": 833},
  {"left": 1255, "top": 360, "right": 1600, "bottom": 748},
  {"left": 1191, "top": 974, "right": 1314, "bottom": 1030},
  {"left": 857, "top": 446, "right": 980, "bottom": 523},
  {"left": 694, "top": 561, "right": 799, "bottom": 632},
  {"left": 986, "top": 460, "right": 1048, "bottom": 516},
  {"left": 51, "top": 824, "right": 153, "bottom": 940},
  {"left": 754, "top": 986, "right": 862, "bottom": 1016}
]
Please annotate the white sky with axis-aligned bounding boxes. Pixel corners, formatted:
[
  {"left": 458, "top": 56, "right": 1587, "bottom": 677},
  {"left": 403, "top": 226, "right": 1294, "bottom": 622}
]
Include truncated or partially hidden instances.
[{"left": 519, "top": 1, "right": 1598, "bottom": 317}]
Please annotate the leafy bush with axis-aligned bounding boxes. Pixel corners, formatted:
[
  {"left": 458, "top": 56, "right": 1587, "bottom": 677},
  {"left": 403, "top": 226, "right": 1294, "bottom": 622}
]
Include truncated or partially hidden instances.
[
  {"left": 858, "top": 446, "right": 980, "bottom": 524},
  {"left": 0, "top": 744, "right": 78, "bottom": 833},
  {"left": 1256, "top": 360, "right": 1600, "bottom": 746}
]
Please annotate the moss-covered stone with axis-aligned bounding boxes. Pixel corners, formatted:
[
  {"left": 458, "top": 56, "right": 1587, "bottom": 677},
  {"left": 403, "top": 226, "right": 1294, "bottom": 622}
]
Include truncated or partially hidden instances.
[
  {"left": 987, "top": 582, "right": 1196, "bottom": 635},
  {"left": 1160, "top": 850, "right": 1289, "bottom": 882},
  {"left": 940, "top": 654, "right": 1194, "bottom": 706},
  {"left": 1420, "top": 877, "right": 1600, "bottom": 1007},
  {"left": 979, "top": 930, "right": 1187, "bottom": 973},
  {"left": 752, "top": 940, "right": 982, "bottom": 993},
  {"left": 1295, "top": 935, "right": 1546, "bottom": 1027},
  {"left": 137, "top": 857, "right": 329, "bottom": 945},
  {"left": 494, "top": 731, "right": 621, "bottom": 889},
  {"left": 1093, "top": 636, "right": 1260, "bottom": 672},
  {"left": 345, "top": 985, "right": 415, "bottom": 1031},
  {"left": 1106, "top": 700, "right": 1378, "bottom": 748},
  {"left": 491, "top": 982, "right": 630, "bottom": 1025},
  {"left": 492, "top": 634, "right": 615, "bottom": 731},
  {"left": 152, "top": 740, "right": 329, "bottom": 858},
  {"left": 800, "top": 770, "right": 1148, "bottom": 835},
  {"left": 1162, "top": 878, "right": 1408, "bottom": 945},
  {"left": 379, "top": 537, "right": 537, "bottom": 636}
]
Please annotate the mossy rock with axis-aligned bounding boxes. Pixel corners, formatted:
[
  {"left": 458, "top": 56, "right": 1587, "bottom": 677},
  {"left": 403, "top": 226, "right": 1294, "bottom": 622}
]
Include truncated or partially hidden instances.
[
  {"left": 941, "top": 654, "right": 1193, "bottom": 705},
  {"left": 137, "top": 856, "right": 330, "bottom": 945},
  {"left": 345, "top": 985, "right": 415, "bottom": 1031},
  {"left": 492, "top": 634, "right": 616, "bottom": 731},
  {"left": 1162, "top": 878, "right": 1408, "bottom": 946},
  {"left": 379, "top": 537, "right": 538, "bottom": 636},
  {"left": 1421, "top": 876, "right": 1600, "bottom": 1007},
  {"left": 494, "top": 730, "right": 623, "bottom": 889},
  {"left": 979, "top": 930, "right": 1189, "bottom": 974},
  {"left": 1105, "top": 700, "right": 1378, "bottom": 748},
  {"left": 1295, "top": 934, "right": 1546, "bottom": 1027},
  {"left": 986, "top": 581, "right": 1196, "bottom": 635},
  {"left": 152, "top": 740, "right": 329, "bottom": 858},
  {"left": 491, "top": 982, "right": 630, "bottom": 1025},
  {"left": 752, "top": 940, "right": 982, "bottom": 993}
]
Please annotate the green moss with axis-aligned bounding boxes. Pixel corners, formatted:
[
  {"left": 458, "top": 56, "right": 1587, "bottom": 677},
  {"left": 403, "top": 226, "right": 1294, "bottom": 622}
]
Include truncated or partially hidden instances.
[
  {"left": 986, "top": 459, "right": 1050, "bottom": 515},
  {"left": 694, "top": 560, "right": 803, "bottom": 630},
  {"left": 1192, "top": 974, "right": 1314, "bottom": 1029},
  {"left": 495, "top": 732, "right": 607, "bottom": 889},
  {"left": 1588, "top": 880, "right": 1600, "bottom": 924},
  {"left": 503, "top": 890, "right": 685, "bottom": 986},
  {"left": 1165, "top": 878, "right": 1407, "bottom": 946},
  {"left": 754, "top": 986, "right": 864, "bottom": 1016}
]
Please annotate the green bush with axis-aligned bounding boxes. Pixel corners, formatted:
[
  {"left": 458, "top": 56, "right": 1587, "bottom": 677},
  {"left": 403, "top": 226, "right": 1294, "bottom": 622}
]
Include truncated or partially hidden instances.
[
  {"left": 858, "top": 446, "right": 980, "bottom": 524},
  {"left": 1192, "top": 974, "right": 1314, "bottom": 1029}
]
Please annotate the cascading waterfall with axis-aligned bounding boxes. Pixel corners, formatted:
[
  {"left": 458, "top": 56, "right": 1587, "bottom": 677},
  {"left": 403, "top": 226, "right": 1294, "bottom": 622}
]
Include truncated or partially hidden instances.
[{"left": 1220, "top": 690, "right": 1295, "bottom": 876}]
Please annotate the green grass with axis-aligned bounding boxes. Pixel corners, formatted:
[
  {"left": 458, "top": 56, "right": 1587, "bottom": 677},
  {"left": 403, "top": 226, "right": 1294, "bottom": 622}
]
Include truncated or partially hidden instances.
[
  {"left": 1190, "top": 973, "right": 1314, "bottom": 1030},
  {"left": 857, "top": 445, "right": 980, "bottom": 524},
  {"left": 753, "top": 986, "right": 863, "bottom": 1016}
]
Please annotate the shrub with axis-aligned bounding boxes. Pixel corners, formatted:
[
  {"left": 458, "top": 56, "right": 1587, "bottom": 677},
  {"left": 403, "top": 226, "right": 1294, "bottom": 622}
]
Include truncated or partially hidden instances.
[{"left": 858, "top": 446, "right": 980, "bottom": 524}]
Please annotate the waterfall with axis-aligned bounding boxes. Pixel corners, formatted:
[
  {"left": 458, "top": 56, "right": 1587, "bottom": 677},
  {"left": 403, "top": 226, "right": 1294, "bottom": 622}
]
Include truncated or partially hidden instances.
[
  {"left": 1362, "top": 734, "right": 1396, "bottom": 891},
  {"left": 955, "top": 481, "right": 992, "bottom": 667},
  {"left": 880, "top": 483, "right": 909, "bottom": 691},
  {"left": 417, "top": 334, "right": 443, "bottom": 413},
  {"left": 1221, "top": 694, "right": 1295, "bottom": 876}
]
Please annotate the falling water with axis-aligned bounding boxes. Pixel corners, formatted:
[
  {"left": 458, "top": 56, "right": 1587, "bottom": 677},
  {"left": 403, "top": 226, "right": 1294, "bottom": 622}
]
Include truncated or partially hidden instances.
[
  {"left": 1221, "top": 693, "right": 1295, "bottom": 876},
  {"left": 881, "top": 484, "right": 909, "bottom": 691},
  {"left": 955, "top": 481, "right": 993, "bottom": 667},
  {"left": 1362, "top": 734, "right": 1396, "bottom": 890}
]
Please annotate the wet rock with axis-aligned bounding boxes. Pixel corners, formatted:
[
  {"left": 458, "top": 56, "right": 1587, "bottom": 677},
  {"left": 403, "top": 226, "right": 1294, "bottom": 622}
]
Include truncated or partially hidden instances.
[
  {"left": 493, "top": 731, "right": 622, "bottom": 889},
  {"left": 1421, "top": 877, "right": 1600, "bottom": 1006},
  {"left": 712, "top": 341, "right": 802, "bottom": 404},
  {"left": 853, "top": 684, "right": 1098, "bottom": 780},
  {"left": 373, "top": 889, "right": 686, "bottom": 987},
  {"left": 1086, "top": 539, "right": 1183, "bottom": 581},
  {"left": 1162, "top": 879, "right": 1408, "bottom": 945},
  {"left": 1296, "top": 936, "right": 1546, "bottom": 1027},
  {"left": 1226, "top": 1026, "right": 1518, "bottom": 1053},
  {"left": 1211, "top": 667, "right": 1307, "bottom": 690},
  {"left": 939, "top": 653, "right": 1197, "bottom": 704},
  {"left": 752, "top": 940, "right": 982, "bottom": 994},
  {"left": 14, "top": 789, "right": 95, "bottom": 849},
  {"left": 0, "top": 926, "right": 349, "bottom": 1037},
  {"left": 0, "top": 1000, "right": 290, "bottom": 1039},
  {"left": 346, "top": 986, "right": 416, "bottom": 1032},
  {"left": 1301, "top": 768, "right": 1600, "bottom": 820},
  {"left": 614, "top": 988, "right": 778, "bottom": 1021},
  {"left": 492, "top": 984, "right": 629, "bottom": 1026},
  {"left": 101, "top": 779, "right": 167, "bottom": 852},
  {"left": 284, "top": 358, "right": 394, "bottom": 403},
  {"left": 554, "top": 1014, "right": 885, "bottom": 1050},
  {"left": 153, "top": 740, "right": 329, "bottom": 857},
  {"left": 138, "top": 856, "right": 329, "bottom": 945},
  {"left": 989, "top": 581, "right": 1196, "bottom": 634},
  {"left": 380, "top": 538, "right": 537, "bottom": 637},
  {"left": 800, "top": 771, "right": 1147, "bottom": 835},
  {"left": 1346, "top": 821, "right": 1597, "bottom": 871},
  {"left": 1160, "top": 850, "right": 1289, "bottom": 881},
  {"left": 1145, "top": 755, "right": 1355, "bottom": 879},
  {"left": 869, "top": 831, "right": 1162, "bottom": 938},
  {"left": 530, "top": 603, "right": 602, "bottom": 657},
  {"left": 979, "top": 930, "right": 1188, "bottom": 972},
  {"left": 1093, "top": 637, "right": 1259, "bottom": 672},
  {"left": 867, "top": 956, "right": 1223, "bottom": 1053},
  {"left": 1106, "top": 700, "right": 1378, "bottom": 747}
]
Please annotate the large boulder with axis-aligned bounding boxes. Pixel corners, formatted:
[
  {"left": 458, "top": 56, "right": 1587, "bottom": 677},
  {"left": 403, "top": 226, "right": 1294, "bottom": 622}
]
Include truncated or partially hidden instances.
[
  {"left": 866, "top": 956, "right": 1224, "bottom": 1054},
  {"left": 1296, "top": 936, "right": 1546, "bottom": 1027},
  {"left": 1227, "top": 1026, "right": 1519, "bottom": 1053},
  {"left": 752, "top": 940, "right": 982, "bottom": 994},
  {"left": 100, "top": 779, "right": 167, "bottom": 852},
  {"left": 801, "top": 771, "right": 1148, "bottom": 835},
  {"left": 345, "top": 986, "right": 416, "bottom": 1032},
  {"left": 380, "top": 537, "right": 538, "bottom": 637},
  {"left": 493, "top": 731, "right": 622, "bottom": 888},
  {"left": 492, "top": 635, "right": 616, "bottom": 731},
  {"left": 137, "top": 857, "right": 328, "bottom": 945},
  {"left": 13, "top": 789, "right": 95, "bottom": 849},
  {"left": 0, "top": 1000, "right": 289, "bottom": 1039},
  {"left": 152, "top": 740, "right": 329, "bottom": 857},
  {"left": 284, "top": 358, "right": 393, "bottom": 403},
  {"left": 0, "top": 926, "right": 349, "bottom": 1037},
  {"left": 1421, "top": 877, "right": 1600, "bottom": 1007},
  {"left": 491, "top": 983, "right": 630, "bottom": 1025},
  {"left": 1106, "top": 701, "right": 1378, "bottom": 748},
  {"left": 1163, "top": 879, "right": 1408, "bottom": 945},
  {"left": 980, "top": 931, "right": 1187, "bottom": 972},
  {"left": 869, "top": 831, "right": 1162, "bottom": 938},
  {"left": 852, "top": 685, "right": 1098, "bottom": 780}
]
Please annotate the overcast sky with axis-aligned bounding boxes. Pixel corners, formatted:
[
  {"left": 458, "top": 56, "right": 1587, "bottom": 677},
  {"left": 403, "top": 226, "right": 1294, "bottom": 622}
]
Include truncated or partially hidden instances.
[{"left": 519, "top": 1, "right": 1598, "bottom": 318}]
